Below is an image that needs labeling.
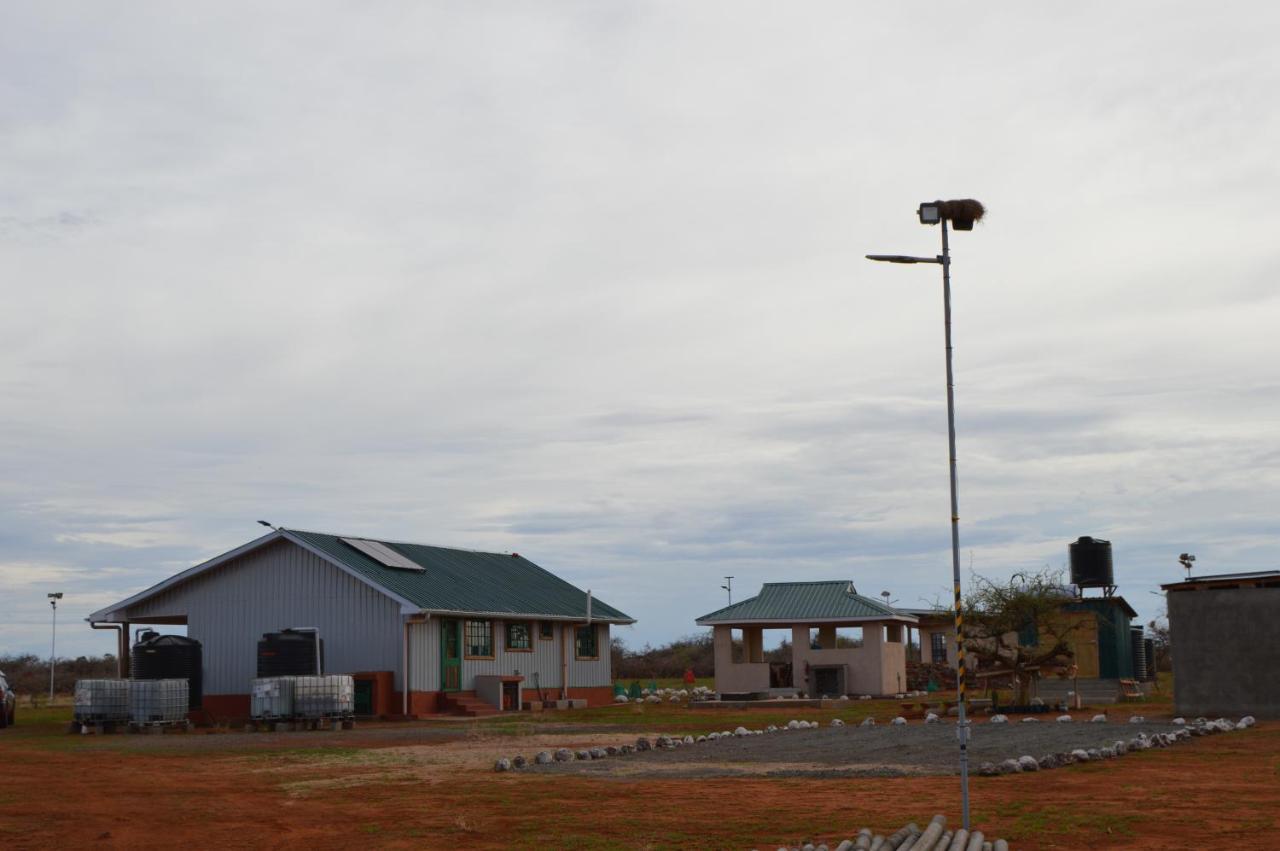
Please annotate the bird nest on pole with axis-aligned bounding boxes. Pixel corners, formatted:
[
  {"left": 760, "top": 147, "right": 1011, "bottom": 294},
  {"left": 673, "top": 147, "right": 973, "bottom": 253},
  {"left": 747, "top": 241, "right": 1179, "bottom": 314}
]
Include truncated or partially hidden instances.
[{"left": 934, "top": 199, "right": 986, "bottom": 231}]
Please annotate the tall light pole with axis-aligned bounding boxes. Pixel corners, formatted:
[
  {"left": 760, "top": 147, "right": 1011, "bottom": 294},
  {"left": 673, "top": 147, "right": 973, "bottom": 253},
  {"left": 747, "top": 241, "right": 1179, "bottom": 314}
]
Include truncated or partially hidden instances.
[
  {"left": 721, "top": 576, "right": 734, "bottom": 605},
  {"left": 867, "top": 198, "right": 984, "bottom": 830},
  {"left": 48, "top": 592, "right": 63, "bottom": 702}
]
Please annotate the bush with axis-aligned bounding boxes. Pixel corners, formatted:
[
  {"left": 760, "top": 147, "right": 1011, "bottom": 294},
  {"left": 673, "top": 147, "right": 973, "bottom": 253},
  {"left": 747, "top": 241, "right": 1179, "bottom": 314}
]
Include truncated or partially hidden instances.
[{"left": 0, "top": 653, "right": 118, "bottom": 696}]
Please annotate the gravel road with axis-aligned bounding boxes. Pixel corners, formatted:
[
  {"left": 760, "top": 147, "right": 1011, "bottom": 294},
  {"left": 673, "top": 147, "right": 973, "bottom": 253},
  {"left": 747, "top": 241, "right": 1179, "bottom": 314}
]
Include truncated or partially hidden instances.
[{"left": 533, "top": 721, "right": 1189, "bottom": 778}]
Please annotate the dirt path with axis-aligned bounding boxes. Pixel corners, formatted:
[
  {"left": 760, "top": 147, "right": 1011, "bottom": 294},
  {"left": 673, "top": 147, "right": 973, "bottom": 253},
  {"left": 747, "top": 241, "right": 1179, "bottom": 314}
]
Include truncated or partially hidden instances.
[{"left": 0, "top": 721, "right": 1275, "bottom": 848}]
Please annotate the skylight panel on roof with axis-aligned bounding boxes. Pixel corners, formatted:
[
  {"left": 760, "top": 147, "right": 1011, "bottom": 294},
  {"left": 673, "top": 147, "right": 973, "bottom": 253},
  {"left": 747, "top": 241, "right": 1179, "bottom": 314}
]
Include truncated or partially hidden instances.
[{"left": 340, "top": 537, "right": 424, "bottom": 570}]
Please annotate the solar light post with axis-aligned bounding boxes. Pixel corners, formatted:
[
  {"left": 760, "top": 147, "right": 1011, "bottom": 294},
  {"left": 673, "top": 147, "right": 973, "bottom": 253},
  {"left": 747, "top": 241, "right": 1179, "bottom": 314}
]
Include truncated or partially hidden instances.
[
  {"left": 867, "top": 199, "right": 984, "bottom": 830},
  {"left": 48, "top": 592, "right": 63, "bottom": 702}
]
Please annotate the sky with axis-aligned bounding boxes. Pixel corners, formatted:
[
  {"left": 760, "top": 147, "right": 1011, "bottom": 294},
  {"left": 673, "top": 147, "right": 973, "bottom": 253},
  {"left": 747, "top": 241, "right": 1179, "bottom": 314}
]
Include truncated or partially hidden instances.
[{"left": 2, "top": 2, "right": 1278, "bottom": 660}]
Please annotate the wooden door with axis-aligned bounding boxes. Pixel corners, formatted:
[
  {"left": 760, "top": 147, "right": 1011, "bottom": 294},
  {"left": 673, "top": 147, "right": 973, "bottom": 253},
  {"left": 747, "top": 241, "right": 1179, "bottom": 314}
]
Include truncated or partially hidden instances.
[{"left": 441, "top": 619, "right": 461, "bottom": 692}]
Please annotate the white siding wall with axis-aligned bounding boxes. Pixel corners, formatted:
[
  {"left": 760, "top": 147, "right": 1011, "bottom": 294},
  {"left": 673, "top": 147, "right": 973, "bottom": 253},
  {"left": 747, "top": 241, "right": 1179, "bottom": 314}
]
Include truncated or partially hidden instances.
[
  {"left": 407, "top": 619, "right": 441, "bottom": 692},
  {"left": 568, "top": 623, "right": 612, "bottom": 687},
  {"left": 122, "top": 539, "right": 404, "bottom": 695},
  {"left": 409, "top": 619, "right": 612, "bottom": 692}
]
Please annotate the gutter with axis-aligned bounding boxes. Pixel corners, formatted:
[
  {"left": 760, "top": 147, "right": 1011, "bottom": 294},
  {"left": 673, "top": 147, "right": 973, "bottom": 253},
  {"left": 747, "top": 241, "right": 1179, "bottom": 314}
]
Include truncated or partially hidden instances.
[{"left": 90, "top": 621, "right": 129, "bottom": 678}]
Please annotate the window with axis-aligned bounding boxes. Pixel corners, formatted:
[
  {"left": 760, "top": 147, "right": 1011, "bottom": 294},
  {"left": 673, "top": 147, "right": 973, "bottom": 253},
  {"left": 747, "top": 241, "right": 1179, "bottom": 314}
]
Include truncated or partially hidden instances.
[
  {"left": 836, "top": 626, "right": 864, "bottom": 648},
  {"left": 931, "top": 632, "right": 948, "bottom": 664},
  {"left": 575, "top": 625, "right": 599, "bottom": 659},
  {"left": 465, "top": 620, "right": 493, "bottom": 658},
  {"left": 538, "top": 621, "right": 554, "bottom": 640},
  {"left": 885, "top": 624, "right": 903, "bottom": 643},
  {"left": 506, "top": 621, "right": 533, "bottom": 651}
]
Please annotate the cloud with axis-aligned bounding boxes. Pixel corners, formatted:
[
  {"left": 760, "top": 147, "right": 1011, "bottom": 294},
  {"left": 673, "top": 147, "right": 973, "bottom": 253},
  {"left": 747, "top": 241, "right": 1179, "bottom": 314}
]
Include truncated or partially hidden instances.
[{"left": 1, "top": 2, "right": 1278, "bottom": 657}]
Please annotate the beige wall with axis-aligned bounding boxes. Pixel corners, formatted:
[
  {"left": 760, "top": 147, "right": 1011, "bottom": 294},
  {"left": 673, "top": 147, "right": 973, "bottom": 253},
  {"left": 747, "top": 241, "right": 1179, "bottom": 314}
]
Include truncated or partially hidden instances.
[
  {"left": 711, "top": 625, "right": 770, "bottom": 693},
  {"left": 788, "top": 621, "right": 907, "bottom": 696},
  {"left": 711, "top": 620, "right": 912, "bottom": 697},
  {"left": 918, "top": 621, "right": 959, "bottom": 668}
]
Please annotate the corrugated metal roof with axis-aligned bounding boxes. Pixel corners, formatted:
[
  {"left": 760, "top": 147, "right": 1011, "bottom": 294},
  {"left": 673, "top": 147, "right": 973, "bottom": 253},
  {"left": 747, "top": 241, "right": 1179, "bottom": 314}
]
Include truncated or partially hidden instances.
[
  {"left": 696, "top": 581, "right": 915, "bottom": 624},
  {"left": 1161, "top": 570, "right": 1280, "bottom": 591},
  {"left": 287, "top": 529, "right": 634, "bottom": 623}
]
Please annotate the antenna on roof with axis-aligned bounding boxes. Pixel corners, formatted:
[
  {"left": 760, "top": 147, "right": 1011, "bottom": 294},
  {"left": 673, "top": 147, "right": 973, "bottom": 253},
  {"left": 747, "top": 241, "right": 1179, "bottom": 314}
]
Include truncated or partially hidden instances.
[{"left": 1179, "top": 553, "right": 1196, "bottom": 579}]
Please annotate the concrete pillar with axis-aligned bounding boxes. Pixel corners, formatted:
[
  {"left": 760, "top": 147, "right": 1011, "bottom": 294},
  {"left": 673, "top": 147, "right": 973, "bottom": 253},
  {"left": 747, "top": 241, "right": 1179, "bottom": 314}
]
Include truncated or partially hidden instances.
[{"left": 745, "top": 627, "right": 764, "bottom": 663}]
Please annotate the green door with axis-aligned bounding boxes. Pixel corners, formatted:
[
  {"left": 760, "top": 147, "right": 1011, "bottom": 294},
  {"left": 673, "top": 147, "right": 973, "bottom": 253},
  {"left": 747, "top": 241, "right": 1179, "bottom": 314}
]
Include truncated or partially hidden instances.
[{"left": 441, "top": 619, "right": 461, "bottom": 692}]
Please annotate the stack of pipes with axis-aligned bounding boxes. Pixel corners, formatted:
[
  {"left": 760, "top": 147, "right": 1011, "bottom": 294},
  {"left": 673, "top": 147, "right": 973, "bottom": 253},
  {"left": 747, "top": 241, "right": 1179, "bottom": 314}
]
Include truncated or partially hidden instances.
[{"left": 801, "top": 815, "right": 1011, "bottom": 851}]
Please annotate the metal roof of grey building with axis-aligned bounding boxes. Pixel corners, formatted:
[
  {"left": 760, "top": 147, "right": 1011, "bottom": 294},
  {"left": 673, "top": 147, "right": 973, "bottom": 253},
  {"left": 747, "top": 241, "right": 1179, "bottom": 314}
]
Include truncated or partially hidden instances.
[
  {"left": 90, "top": 528, "right": 634, "bottom": 624},
  {"left": 1161, "top": 570, "right": 1280, "bottom": 591},
  {"left": 696, "top": 581, "right": 917, "bottom": 625}
]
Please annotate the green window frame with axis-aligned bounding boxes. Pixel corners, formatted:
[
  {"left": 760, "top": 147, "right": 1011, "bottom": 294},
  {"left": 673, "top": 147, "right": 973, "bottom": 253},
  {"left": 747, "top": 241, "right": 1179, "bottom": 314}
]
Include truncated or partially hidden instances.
[
  {"left": 464, "top": 619, "right": 493, "bottom": 659},
  {"left": 506, "top": 621, "right": 533, "bottom": 651},
  {"left": 575, "top": 625, "right": 599, "bottom": 660}
]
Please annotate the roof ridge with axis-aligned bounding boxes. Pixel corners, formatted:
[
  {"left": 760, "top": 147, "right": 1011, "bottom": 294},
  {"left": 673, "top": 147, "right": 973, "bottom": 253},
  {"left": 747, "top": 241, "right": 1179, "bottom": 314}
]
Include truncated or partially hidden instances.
[
  {"left": 761, "top": 580, "right": 854, "bottom": 587},
  {"left": 283, "top": 527, "right": 514, "bottom": 557}
]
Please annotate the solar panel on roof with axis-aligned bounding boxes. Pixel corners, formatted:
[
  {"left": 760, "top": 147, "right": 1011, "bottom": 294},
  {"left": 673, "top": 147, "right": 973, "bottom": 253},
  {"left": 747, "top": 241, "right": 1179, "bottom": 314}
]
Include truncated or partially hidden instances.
[{"left": 339, "top": 537, "right": 423, "bottom": 570}]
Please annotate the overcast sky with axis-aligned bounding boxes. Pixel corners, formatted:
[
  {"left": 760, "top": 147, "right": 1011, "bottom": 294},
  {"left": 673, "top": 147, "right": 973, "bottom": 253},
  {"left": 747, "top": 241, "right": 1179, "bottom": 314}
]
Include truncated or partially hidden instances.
[{"left": 3, "top": 3, "right": 1277, "bottom": 660}]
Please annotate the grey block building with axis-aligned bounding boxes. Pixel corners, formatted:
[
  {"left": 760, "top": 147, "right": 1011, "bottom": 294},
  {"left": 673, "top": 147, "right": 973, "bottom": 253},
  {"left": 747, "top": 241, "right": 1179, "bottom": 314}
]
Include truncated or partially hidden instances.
[{"left": 1162, "top": 570, "right": 1280, "bottom": 718}]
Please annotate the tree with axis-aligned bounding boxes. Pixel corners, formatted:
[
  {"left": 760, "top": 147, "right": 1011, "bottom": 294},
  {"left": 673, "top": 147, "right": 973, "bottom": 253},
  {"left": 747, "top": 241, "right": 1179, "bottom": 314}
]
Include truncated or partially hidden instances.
[
  {"left": 1147, "top": 611, "right": 1172, "bottom": 674},
  {"left": 962, "top": 568, "right": 1084, "bottom": 706}
]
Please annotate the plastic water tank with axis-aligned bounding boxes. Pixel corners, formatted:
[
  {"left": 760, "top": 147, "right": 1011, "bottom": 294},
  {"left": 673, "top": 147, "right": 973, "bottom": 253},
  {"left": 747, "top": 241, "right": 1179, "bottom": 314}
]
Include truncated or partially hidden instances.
[
  {"left": 74, "top": 679, "right": 130, "bottom": 723},
  {"left": 131, "top": 632, "right": 203, "bottom": 709},
  {"left": 257, "top": 631, "right": 325, "bottom": 677},
  {"left": 1068, "top": 536, "right": 1114, "bottom": 589}
]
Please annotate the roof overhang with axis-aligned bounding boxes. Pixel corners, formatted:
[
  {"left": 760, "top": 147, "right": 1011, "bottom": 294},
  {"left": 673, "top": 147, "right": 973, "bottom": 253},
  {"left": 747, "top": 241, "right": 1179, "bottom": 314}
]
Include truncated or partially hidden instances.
[{"left": 420, "top": 608, "right": 635, "bottom": 625}]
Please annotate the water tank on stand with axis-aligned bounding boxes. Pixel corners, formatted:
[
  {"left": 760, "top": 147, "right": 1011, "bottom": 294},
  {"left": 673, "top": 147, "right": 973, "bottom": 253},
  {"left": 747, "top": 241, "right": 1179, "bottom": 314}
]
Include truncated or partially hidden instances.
[
  {"left": 1069, "top": 536, "right": 1115, "bottom": 592},
  {"left": 131, "top": 631, "right": 202, "bottom": 709},
  {"left": 257, "top": 630, "right": 324, "bottom": 677}
]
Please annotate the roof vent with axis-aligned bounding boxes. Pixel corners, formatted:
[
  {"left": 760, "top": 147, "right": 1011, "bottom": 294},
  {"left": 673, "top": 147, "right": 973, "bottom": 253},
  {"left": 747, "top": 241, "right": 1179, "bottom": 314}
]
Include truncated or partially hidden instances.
[
  {"left": 845, "top": 582, "right": 856, "bottom": 596},
  {"left": 340, "top": 537, "right": 424, "bottom": 570}
]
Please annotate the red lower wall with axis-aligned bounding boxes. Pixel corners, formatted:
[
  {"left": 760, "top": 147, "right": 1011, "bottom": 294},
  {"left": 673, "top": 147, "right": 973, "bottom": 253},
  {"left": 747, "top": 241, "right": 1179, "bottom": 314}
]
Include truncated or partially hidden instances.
[{"left": 196, "top": 684, "right": 614, "bottom": 724}]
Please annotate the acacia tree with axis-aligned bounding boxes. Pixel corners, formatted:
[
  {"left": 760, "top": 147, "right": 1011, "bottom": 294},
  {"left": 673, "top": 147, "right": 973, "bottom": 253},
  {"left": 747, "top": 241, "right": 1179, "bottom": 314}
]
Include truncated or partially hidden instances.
[{"left": 962, "top": 568, "right": 1083, "bottom": 705}]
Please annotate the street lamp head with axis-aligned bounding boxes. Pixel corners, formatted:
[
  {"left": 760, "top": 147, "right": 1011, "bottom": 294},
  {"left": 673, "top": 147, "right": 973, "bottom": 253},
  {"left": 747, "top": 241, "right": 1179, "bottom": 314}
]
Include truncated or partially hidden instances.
[
  {"left": 48, "top": 592, "right": 63, "bottom": 599},
  {"left": 919, "top": 199, "right": 986, "bottom": 231}
]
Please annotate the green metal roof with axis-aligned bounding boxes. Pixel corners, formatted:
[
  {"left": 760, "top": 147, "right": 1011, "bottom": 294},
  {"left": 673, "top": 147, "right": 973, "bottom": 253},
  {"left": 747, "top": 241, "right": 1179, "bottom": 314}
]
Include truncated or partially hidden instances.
[
  {"left": 695, "top": 581, "right": 915, "bottom": 625},
  {"left": 287, "top": 529, "right": 634, "bottom": 623}
]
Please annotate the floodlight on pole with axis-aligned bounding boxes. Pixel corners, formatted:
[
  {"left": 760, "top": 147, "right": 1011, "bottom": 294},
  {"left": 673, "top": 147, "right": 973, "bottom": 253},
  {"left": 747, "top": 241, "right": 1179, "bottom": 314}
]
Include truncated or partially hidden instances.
[
  {"left": 721, "top": 576, "right": 734, "bottom": 606},
  {"left": 866, "top": 197, "right": 984, "bottom": 831},
  {"left": 48, "top": 592, "right": 63, "bottom": 702}
]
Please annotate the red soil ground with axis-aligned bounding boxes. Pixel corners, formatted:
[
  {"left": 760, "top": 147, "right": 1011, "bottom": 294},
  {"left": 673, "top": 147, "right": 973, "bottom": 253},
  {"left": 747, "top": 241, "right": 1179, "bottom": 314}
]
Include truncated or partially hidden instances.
[{"left": 1, "top": 718, "right": 1274, "bottom": 849}]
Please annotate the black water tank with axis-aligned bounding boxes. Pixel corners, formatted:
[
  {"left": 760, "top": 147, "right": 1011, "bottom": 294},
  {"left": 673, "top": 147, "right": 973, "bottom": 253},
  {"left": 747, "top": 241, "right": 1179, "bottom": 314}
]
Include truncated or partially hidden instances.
[
  {"left": 1069, "top": 536, "right": 1114, "bottom": 588},
  {"left": 131, "top": 632, "right": 203, "bottom": 709},
  {"left": 257, "top": 630, "right": 324, "bottom": 677}
]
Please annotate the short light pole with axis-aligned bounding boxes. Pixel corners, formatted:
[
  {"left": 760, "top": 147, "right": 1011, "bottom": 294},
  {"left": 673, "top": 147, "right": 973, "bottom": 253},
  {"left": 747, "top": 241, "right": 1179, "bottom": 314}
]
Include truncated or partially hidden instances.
[
  {"left": 867, "top": 198, "right": 984, "bottom": 830},
  {"left": 48, "top": 592, "right": 63, "bottom": 702},
  {"left": 721, "top": 576, "right": 734, "bottom": 606}
]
